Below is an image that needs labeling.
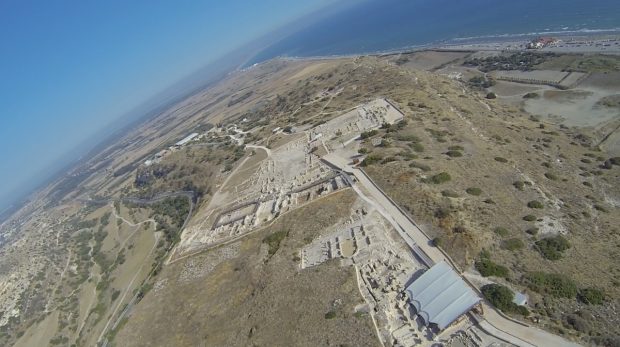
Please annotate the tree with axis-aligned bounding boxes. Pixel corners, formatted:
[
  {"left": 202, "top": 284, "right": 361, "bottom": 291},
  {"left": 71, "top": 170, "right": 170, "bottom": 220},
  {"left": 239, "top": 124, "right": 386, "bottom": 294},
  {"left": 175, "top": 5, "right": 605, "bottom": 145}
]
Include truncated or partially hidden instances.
[
  {"left": 535, "top": 235, "right": 570, "bottom": 260},
  {"left": 482, "top": 284, "right": 514, "bottom": 310}
]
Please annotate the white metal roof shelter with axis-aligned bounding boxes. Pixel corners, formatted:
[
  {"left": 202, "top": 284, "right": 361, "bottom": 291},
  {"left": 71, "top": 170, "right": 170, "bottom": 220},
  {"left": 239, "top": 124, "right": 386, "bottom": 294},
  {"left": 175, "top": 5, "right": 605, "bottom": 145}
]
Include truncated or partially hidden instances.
[{"left": 405, "top": 261, "right": 480, "bottom": 330}]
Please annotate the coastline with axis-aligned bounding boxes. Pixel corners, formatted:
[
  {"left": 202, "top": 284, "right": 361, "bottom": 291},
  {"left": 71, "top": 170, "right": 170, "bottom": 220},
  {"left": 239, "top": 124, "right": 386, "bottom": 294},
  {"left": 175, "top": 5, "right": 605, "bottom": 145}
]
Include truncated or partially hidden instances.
[{"left": 248, "top": 30, "right": 620, "bottom": 67}]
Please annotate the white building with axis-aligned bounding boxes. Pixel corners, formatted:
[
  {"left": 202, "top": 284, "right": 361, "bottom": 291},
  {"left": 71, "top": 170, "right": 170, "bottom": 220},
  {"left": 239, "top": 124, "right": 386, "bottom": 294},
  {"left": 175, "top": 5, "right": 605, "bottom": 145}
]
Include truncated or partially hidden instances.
[{"left": 175, "top": 133, "right": 199, "bottom": 146}]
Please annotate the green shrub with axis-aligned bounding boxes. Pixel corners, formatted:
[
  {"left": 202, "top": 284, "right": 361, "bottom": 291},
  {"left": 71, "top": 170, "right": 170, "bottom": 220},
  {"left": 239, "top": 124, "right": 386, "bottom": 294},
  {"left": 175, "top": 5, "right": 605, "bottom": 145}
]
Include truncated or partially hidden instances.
[
  {"left": 445, "top": 150, "right": 463, "bottom": 157},
  {"left": 535, "top": 235, "right": 570, "bottom": 260},
  {"left": 441, "top": 190, "right": 459, "bottom": 198},
  {"left": 481, "top": 284, "right": 527, "bottom": 315},
  {"left": 523, "top": 214, "right": 537, "bottom": 221},
  {"left": 399, "top": 151, "right": 417, "bottom": 160},
  {"left": 409, "top": 142, "right": 425, "bottom": 152},
  {"left": 525, "top": 227, "right": 539, "bottom": 235},
  {"left": 324, "top": 310, "right": 337, "bottom": 319},
  {"left": 358, "top": 147, "right": 369, "bottom": 154},
  {"left": 425, "top": 172, "right": 451, "bottom": 184},
  {"left": 466, "top": 187, "right": 482, "bottom": 196},
  {"left": 523, "top": 272, "right": 577, "bottom": 298},
  {"left": 409, "top": 161, "right": 431, "bottom": 172},
  {"left": 594, "top": 204, "right": 609, "bottom": 213},
  {"left": 544, "top": 172, "right": 559, "bottom": 180},
  {"left": 361, "top": 154, "right": 382, "bottom": 167},
  {"left": 494, "top": 227, "right": 509, "bottom": 237},
  {"left": 565, "top": 314, "right": 590, "bottom": 333},
  {"left": 397, "top": 134, "right": 421, "bottom": 142},
  {"left": 501, "top": 238, "right": 524, "bottom": 251},
  {"left": 263, "top": 230, "right": 290, "bottom": 257},
  {"left": 494, "top": 157, "right": 508, "bottom": 163},
  {"left": 523, "top": 92, "right": 539, "bottom": 99},
  {"left": 434, "top": 207, "right": 450, "bottom": 219},
  {"left": 527, "top": 200, "right": 544, "bottom": 209},
  {"left": 111, "top": 289, "right": 121, "bottom": 302},
  {"left": 577, "top": 288, "right": 604, "bottom": 305},
  {"left": 513, "top": 181, "right": 525, "bottom": 191},
  {"left": 475, "top": 258, "right": 509, "bottom": 277},
  {"left": 360, "top": 129, "right": 378, "bottom": 139},
  {"left": 448, "top": 145, "right": 464, "bottom": 151}
]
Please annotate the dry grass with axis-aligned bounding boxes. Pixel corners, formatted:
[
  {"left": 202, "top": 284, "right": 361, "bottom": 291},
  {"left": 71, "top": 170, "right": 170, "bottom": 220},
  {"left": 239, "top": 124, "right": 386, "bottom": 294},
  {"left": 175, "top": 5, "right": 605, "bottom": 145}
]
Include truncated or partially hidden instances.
[{"left": 114, "top": 190, "right": 379, "bottom": 347}]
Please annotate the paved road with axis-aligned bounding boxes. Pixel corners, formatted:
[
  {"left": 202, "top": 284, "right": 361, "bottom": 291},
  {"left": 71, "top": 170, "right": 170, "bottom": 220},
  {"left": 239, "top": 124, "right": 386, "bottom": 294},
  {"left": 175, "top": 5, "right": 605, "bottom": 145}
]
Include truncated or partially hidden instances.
[
  {"left": 79, "top": 190, "right": 196, "bottom": 206},
  {"left": 322, "top": 153, "right": 581, "bottom": 347}
]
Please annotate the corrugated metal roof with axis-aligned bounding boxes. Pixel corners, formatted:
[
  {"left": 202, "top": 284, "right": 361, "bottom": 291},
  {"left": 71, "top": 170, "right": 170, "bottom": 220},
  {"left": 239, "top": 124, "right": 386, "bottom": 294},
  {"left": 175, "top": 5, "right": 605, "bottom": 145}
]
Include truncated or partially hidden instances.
[{"left": 405, "top": 261, "right": 480, "bottom": 330}]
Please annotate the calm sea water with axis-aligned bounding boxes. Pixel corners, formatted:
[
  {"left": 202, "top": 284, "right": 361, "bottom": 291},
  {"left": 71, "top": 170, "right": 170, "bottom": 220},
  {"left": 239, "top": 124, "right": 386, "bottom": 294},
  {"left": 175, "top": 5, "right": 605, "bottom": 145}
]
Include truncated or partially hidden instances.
[{"left": 247, "top": 0, "right": 620, "bottom": 65}]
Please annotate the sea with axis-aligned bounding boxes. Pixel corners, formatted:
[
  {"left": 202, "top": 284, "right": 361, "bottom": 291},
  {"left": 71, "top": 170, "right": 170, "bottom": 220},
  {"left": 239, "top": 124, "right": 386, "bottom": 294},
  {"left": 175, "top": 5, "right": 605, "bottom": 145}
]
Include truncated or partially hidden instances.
[{"left": 247, "top": 0, "right": 620, "bottom": 65}]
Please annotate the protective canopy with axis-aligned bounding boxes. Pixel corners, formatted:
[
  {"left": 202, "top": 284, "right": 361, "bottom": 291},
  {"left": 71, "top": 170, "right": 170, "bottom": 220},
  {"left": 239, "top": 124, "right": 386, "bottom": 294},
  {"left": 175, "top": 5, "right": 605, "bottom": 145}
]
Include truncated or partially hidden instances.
[{"left": 405, "top": 261, "right": 480, "bottom": 330}]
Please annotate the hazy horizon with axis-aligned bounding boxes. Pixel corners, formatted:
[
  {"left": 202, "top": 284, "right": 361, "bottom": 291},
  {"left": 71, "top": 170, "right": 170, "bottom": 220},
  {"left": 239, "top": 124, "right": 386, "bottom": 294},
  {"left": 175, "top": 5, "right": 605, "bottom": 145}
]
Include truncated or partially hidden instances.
[{"left": 0, "top": 0, "right": 344, "bottom": 212}]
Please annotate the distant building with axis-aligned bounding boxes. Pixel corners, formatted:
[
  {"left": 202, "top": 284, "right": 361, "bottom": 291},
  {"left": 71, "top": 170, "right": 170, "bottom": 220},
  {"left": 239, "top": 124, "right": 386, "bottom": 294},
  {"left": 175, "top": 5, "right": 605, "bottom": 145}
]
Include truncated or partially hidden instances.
[
  {"left": 527, "top": 37, "right": 557, "bottom": 49},
  {"left": 175, "top": 133, "right": 199, "bottom": 146}
]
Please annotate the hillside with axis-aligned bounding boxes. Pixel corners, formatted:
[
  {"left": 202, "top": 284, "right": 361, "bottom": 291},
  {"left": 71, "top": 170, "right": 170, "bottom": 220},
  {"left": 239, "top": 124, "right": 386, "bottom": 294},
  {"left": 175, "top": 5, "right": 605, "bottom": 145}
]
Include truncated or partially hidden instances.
[{"left": 0, "top": 52, "right": 618, "bottom": 347}]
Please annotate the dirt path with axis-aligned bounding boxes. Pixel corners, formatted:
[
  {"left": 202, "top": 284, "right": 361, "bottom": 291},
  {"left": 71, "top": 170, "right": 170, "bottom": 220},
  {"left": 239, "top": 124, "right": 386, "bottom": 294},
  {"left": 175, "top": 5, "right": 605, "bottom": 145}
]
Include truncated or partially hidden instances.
[
  {"left": 244, "top": 144, "right": 272, "bottom": 157},
  {"left": 44, "top": 249, "right": 73, "bottom": 313},
  {"left": 97, "top": 233, "right": 160, "bottom": 344},
  {"left": 111, "top": 204, "right": 155, "bottom": 228},
  {"left": 76, "top": 277, "right": 98, "bottom": 336}
]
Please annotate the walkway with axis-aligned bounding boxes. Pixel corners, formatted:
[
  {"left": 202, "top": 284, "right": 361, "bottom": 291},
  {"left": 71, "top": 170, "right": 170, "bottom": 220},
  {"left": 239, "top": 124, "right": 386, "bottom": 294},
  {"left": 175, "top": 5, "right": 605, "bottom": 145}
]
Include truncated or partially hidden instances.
[{"left": 321, "top": 152, "right": 580, "bottom": 347}]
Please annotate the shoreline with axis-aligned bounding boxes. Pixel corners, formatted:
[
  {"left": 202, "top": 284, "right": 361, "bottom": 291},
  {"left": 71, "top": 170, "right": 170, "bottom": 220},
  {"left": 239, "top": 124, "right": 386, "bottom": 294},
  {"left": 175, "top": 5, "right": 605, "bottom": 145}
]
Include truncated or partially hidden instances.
[{"left": 250, "top": 30, "right": 620, "bottom": 67}]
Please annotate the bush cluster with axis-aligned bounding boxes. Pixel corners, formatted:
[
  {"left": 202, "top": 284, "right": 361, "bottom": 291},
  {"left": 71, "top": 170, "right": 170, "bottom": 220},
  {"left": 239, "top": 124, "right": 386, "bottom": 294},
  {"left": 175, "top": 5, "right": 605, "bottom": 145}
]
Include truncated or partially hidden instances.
[
  {"left": 466, "top": 187, "right": 482, "bottom": 196},
  {"left": 361, "top": 154, "right": 382, "bottom": 167},
  {"left": 360, "top": 129, "right": 378, "bottom": 139},
  {"left": 523, "top": 271, "right": 577, "bottom": 298},
  {"left": 494, "top": 227, "right": 509, "bottom": 237},
  {"left": 577, "top": 287, "right": 605, "bottom": 305},
  {"left": 535, "top": 235, "right": 570, "bottom": 260},
  {"left": 445, "top": 150, "right": 463, "bottom": 157},
  {"left": 409, "top": 161, "right": 431, "bottom": 172},
  {"left": 482, "top": 284, "right": 529, "bottom": 316},
  {"left": 501, "top": 238, "right": 524, "bottom": 251},
  {"left": 441, "top": 190, "right": 459, "bottom": 198},
  {"left": 475, "top": 258, "right": 509, "bottom": 278},
  {"left": 424, "top": 172, "right": 451, "bottom": 184},
  {"left": 527, "top": 200, "right": 544, "bottom": 209}
]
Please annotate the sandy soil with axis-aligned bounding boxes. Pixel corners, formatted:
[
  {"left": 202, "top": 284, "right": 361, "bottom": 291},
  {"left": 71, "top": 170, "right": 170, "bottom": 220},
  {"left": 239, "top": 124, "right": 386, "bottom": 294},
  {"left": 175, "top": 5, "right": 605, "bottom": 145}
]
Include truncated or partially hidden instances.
[
  {"left": 490, "top": 80, "right": 547, "bottom": 97},
  {"left": 523, "top": 87, "right": 620, "bottom": 127},
  {"left": 399, "top": 51, "right": 471, "bottom": 71}
]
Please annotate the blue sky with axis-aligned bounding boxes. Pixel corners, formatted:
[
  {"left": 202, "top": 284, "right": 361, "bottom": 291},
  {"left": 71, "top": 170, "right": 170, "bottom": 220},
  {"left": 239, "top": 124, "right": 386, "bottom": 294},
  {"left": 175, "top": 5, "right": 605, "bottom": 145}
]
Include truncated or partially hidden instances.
[{"left": 0, "top": 0, "right": 336, "bottom": 209}]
